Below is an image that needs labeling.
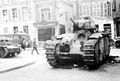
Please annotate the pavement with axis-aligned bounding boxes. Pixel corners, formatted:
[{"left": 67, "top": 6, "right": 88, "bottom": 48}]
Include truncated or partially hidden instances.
[
  {"left": 0, "top": 47, "right": 44, "bottom": 73},
  {"left": 0, "top": 47, "right": 120, "bottom": 73}
]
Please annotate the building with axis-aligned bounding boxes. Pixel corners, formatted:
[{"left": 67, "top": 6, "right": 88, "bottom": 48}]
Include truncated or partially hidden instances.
[
  {"left": 0, "top": 0, "right": 35, "bottom": 39},
  {"left": 0, "top": 0, "right": 73, "bottom": 45},
  {"left": 34, "top": 0, "right": 73, "bottom": 42},
  {"left": 69, "top": 0, "right": 114, "bottom": 39},
  {"left": 113, "top": 0, "right": 120, "bottom": 38}
]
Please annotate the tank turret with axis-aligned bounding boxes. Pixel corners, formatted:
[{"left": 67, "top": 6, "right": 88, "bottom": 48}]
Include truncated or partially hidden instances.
[{"left": 70, "top": 16, "right": 96, "bottom": 32}]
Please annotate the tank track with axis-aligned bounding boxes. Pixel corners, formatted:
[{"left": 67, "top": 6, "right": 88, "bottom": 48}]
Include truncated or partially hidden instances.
[
  {"left": 83, "top": 37, "right": 110, "bottom": 68},
  {"left": 83, "top": 43, "right": 98, "bottom": 67},
  {"left": 46, "top": 46, "right": 60, "bottom": 68},
  {"left": 0, "top": 47, "right": 22, "bottom": 58},
  {"left": 46, "top": 45, "right": 70, "bottom": 68}
]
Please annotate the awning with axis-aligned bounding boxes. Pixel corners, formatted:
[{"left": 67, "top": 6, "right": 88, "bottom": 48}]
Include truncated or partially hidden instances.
[{"left": 33, "top": 21, "right": 58, "bottom": 28}]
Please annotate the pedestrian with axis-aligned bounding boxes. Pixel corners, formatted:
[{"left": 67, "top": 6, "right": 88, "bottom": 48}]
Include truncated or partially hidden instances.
[
  {"left": 31, "top": 38, "right": 39, "bottom": 55},
  {"left": 19, "top": 36, "right": 25, "bottom": 50},
  {"left": 21, "top": 38, "right": 26, "bottom": 50}
]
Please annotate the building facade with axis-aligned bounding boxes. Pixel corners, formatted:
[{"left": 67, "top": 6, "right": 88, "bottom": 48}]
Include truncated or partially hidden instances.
[
  {"left": 33, "top": 0, "right": 73, "bottom": 42},
  {"left": 113, "top": 0, "right": 120, "bottom": 38},
  {"left": 70, "top": 0, "right": 114, "bottom": 39},
  {"left": 0, "top": 0, "right": 35, "bottom": 39},
  {"left": 0, "top": 0, "right": 73, "bottom": 45}
]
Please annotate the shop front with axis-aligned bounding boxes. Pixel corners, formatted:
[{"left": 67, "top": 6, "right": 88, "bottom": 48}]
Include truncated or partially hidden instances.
[{"left": 34, "top": 21, "right": 58, "bottom": 41}]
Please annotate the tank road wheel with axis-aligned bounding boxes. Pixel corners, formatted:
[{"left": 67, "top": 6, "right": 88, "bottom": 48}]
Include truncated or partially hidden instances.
[
  {"left": 6, "top": 53, "right": 15, "bottom": 57},
  {"left": 11, "top": 53, "right": 16, "bottom": 57},
  {"left": 6, "top": 53, "right": 12, "bottom": 57},
  {"left": 17, "top": 48, "right": 22, "bottom": 55},
  {"left": 0, "top": 47, "right": 8, "bottom": 58}
]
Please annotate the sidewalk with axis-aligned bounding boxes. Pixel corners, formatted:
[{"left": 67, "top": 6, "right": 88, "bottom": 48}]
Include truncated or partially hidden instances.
[{"left": 0, "top": 49, "right": 38, "bottom": 73}]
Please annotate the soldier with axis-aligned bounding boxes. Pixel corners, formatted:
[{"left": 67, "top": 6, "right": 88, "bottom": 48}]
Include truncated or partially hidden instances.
[
  {"left": 21, "top": 38, "right": 26, "bottom": 50},
  {"left": 31, "top": 38, "right": 39, "bottom": 55}
]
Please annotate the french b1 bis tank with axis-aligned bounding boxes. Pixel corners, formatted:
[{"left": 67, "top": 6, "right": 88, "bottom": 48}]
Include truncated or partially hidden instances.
[{"left": 45, "top": 16, "right": 111, "bottom": 68}]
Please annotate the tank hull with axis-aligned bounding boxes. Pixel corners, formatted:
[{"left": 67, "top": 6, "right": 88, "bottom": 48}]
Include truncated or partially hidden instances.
[
  {"left": 46, "top": 33, "right": 110, "bottom": 68},
  {"left": 0, "top": 45, "right": 21, "bottom": 58}
]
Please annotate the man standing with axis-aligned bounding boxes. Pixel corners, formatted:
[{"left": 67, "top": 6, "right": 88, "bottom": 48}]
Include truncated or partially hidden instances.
[
  {"left": 21, "top": 38, "right": 26, "bottom": 50},
  {"left": 31, "top": 38, "right": 39, "bottom": 55}
]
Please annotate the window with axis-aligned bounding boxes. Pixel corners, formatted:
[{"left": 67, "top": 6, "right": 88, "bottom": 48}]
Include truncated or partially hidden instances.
[
  {"left": 22, "top": 7, "right": 30, "bottom": 20},
  {"left": 41, "top": 8, "right": 51, "bottom": 21},
  {"left": 79, "top": 5, "right": 82, "bottom": 16},
  {"left": 104, "top": 3, "right": 108, "bottom": 17},
  {"left": 11, "top": 0, "right": 27, "bottom": 3},
  {"left": 12, "top": 8, "right": 17, "bottom": 18},
  {"left": 101, "top": 3, "right": 103, "bottom": 17},
  {"left": 119, "top": 4, "right": 120, "bottom": 14},
  {"left": 2, "top": 9, "right": 7, "bottom": 16},
  {"left": 23, "top": 25, "right": 28, "bottom": 34},
  {"left": 13, "top": 26, "right": 18, "bottom": 33},
  {"left": 113, "top": 0, "right": 116, "bottom": 11},
  {"left": 108, "top": 2, "right": 112, "bottom": 17},
  {"left": 90, "top": 4, "right": 93, "bottom": 16},
  {"left": 2, "top": 9, "right": 9, "bottom": 22}
]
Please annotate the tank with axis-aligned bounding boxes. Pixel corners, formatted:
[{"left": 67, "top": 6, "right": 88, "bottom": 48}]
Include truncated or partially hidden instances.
[
  {"left": 45, "top": 16, "right": 111, "bottom": 68},
  {"left": 0, "top": 34, "right": 22, "bottom": 58}
]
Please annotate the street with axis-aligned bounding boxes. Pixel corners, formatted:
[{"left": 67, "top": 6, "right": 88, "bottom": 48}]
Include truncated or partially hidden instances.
[
  {"left": 0, "top": 0, "right": 120, "bottom": 81},
  {"left": 0, "top": 48, "right": 120, "bottom": 81}
]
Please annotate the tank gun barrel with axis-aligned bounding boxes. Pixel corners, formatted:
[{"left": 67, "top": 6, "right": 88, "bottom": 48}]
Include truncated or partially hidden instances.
[
  {"left": 70, "top": 18, "right": 80, "bottom": 32},
  {"left": 70, "top": 18, "right": 76, "bottom": 25}
]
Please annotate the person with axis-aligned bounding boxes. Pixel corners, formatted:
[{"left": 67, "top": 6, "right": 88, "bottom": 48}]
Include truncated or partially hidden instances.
[
  {"left": 18, "top": 36, "right": 25, "bottom": 50},
  {"left": 21, "top": 38, "right": 26, "bottom": 50},
  {"left": 31, "top": 38, "right": 39, "bottom": 55}
]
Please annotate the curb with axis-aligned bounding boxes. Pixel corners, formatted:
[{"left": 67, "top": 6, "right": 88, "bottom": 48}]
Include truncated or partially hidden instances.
[{"left": 0, "top": 61, "right": 36, "bottom": 74}]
